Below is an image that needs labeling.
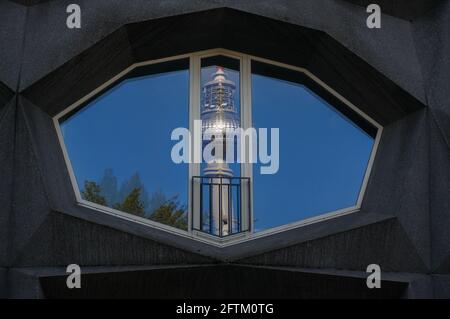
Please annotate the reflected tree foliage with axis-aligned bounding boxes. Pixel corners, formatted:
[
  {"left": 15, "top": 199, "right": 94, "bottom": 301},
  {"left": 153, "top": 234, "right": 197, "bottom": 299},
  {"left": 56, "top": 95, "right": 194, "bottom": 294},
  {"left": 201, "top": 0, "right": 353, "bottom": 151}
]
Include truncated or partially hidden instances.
[
  {"left": 81, "top": 181, "right": 106, "bottom": 206},
  {"left": 113, "top": 187, "right": 145, "bottom": 217},
  {"left": 81, "top": 169, "right": 187, "bottom": 230}
]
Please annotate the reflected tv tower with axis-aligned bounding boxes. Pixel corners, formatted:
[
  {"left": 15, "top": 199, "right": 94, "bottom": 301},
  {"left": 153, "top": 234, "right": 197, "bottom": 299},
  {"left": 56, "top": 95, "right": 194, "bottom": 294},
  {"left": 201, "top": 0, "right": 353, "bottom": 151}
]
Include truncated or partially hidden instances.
[{"left": 201, "top": 67, "right": 240, "bottom": 236}]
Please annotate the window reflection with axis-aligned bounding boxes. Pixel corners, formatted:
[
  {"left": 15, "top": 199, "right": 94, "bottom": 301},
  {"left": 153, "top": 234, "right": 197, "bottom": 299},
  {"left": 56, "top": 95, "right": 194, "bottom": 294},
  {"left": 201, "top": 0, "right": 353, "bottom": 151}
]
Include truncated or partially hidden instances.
[
  {"left": 198, "top": 55, "right": 242, "bottom": 236},
  {"left": 60, "top": 60, "right": 189, "bottom": 230},
  {"left": 251, "top": 62, "right": 375, "bottom": 231}
]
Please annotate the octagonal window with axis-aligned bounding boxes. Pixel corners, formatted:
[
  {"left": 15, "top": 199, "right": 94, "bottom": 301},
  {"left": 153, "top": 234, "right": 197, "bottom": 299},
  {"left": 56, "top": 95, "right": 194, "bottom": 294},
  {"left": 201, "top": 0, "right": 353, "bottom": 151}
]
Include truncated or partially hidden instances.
[{"left": 55, "top": 50, "right": 380, "bottom": 243}]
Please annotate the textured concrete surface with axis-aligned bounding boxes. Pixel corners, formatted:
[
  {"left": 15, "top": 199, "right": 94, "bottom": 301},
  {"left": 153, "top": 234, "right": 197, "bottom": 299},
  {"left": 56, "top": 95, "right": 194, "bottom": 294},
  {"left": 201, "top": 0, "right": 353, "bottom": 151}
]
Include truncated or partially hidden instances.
[
  {"left": 361, "top": 109, "right": 430, "bottom": 269},
  {"left": 0, "top": 99, "right": 16, "bottom": 267},
  {"left": 0, "top": 268, "right": 7, "bottom": 298},
  {"left": 404, "top": 274, "right": 434, "bottom": 298},
  {"left": 412, "top": 3, "right": 450, "bottom": 273},
  {"left": 428, "top": 116, "right": 450, "bottom": 273},
  {"left": 1, "top": 0, "right": 425, "bottom": 102},
  {"left": 0, "top": 2, "right": 27, "bottom": 91},
  {"left": 12, "top": 211, "right": 216, "bottom": 267},
  {"left": 7, "top": 268, "right": 44, "bottom": 298},
  {"left": 9, "top": 99, "right": 52, "bottom": 265},
  {"left": 0, "top": 82, "right": 14, "bottom": 110},
  {"left": 237, "top": 219, "right": 428, "bottom": 273}
]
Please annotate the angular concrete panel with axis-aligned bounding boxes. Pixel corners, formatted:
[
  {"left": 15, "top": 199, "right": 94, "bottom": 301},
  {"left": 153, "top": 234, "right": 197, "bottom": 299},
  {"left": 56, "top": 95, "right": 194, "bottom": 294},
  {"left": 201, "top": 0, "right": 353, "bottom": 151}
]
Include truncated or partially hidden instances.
[
  {"left": 18, "top": 96, "right": 78, "bottom": 213},
  {"left": 413, "top": 2, "right": 450, "bottom": 146},
  {"left": 0, "top": 1, "right": 26, "bottom": 91},
  {"left": 18, "top": 0, "right": 218, "bottom": 90},
  {"left": 13, "top": 211, "right": 215, "bottom": 267},
  {"left": 361, "top": 109, "right": 430, "bottom": 269},
  {"left": 9, "top": 99, "right": 52, "bottom": 264},
  {"left": 0, "top": 81, "right": 14, "bottom": 111},
  {"left": 0, "top": 99, "right": 16, "bottom": 266},
  {"left": 237, "top": 218, "right": 428, "bottom": 273},
  {"left": 429, "top": 115, "right": 450, "bottom": 273},
  {"left": 22, "top": 27, "right": 134, "bottom": 116},
  {"left": 7, "top": 268, "right": 44, "bottom": 298}
]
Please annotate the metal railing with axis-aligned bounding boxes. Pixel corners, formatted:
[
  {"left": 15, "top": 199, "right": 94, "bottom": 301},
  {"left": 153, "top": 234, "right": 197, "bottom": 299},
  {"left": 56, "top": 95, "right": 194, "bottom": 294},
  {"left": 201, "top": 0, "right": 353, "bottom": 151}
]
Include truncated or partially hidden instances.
[{"left": 191, "top": 176, "right": 251, "bottom": 238}]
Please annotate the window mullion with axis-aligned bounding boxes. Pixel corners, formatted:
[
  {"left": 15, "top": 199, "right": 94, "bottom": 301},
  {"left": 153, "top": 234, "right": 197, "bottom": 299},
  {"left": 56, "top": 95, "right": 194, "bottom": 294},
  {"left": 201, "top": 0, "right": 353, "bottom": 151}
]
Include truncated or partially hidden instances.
[
  {"left": 241, "top": 55, "right": 253, "bottom": 233},
  {"left": 189, "top": 54, "right": 201, "bottom": 233}
]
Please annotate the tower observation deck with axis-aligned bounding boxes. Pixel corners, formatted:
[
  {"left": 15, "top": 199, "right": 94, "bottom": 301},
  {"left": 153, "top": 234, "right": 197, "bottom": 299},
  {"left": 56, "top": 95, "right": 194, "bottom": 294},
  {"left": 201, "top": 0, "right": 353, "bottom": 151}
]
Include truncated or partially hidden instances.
[
  {"left": 201, "top": 67, "right": 240, "bottom": 177},
  {"left": 200, "top": 67, "right": 240, "bottom": 236}
]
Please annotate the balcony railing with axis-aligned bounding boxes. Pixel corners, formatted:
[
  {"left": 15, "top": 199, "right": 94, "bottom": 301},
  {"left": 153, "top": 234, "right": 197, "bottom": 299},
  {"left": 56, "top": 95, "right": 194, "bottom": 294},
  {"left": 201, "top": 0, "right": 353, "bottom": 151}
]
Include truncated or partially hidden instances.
[{"left": 191, "top": 176, "right": 251, "bottom": 238}]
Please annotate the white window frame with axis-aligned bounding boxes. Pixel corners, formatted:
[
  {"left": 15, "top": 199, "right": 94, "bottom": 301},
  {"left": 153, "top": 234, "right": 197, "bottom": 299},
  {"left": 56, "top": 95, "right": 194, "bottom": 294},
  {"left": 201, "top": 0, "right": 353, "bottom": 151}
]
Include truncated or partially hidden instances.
[{"left": 53, "top": 48, "right": 383, "bottom": 247}]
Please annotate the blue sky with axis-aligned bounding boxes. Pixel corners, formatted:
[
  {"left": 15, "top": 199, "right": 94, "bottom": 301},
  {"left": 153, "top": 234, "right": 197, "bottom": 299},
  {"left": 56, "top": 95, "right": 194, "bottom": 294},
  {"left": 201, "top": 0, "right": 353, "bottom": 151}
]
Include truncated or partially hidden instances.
[
  {"left": 61, "top": 70, "right": 190, "bottom": 209},
  {"left": 61, "top": 65, "right": 374, "bottom": 232},
  {"left": 252, "top": 74, "right": 374, "bottom": 231}
]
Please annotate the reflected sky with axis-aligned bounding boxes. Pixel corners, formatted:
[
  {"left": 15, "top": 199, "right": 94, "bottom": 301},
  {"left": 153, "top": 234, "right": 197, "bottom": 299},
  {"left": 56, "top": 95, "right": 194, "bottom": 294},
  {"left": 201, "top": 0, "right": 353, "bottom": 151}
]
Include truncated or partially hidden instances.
[
  {"left": 252, "top": 74, "right": 374, "bottom": 231},
  {"left": 61, "top": 70, "right": 189, "bottom": 211}
]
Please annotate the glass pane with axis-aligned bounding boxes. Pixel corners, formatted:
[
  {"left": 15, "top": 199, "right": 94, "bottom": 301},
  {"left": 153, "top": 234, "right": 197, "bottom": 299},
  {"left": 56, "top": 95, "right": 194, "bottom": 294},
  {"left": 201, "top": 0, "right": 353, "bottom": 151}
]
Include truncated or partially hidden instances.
[
  {"left": 200, "top": 55, "right": 241, "bottom": 177},
  {"left": 251, "top": 64, "right": 375, "bottom": 232},
  {"left": 60, "top": 60, "right": 189, "bottom": 231},
  {"left": 201, "top": 181, "right": 211, "bottom": 233},
  {"left": 199, "top": 55, "right": 241, "bottom": 236}
]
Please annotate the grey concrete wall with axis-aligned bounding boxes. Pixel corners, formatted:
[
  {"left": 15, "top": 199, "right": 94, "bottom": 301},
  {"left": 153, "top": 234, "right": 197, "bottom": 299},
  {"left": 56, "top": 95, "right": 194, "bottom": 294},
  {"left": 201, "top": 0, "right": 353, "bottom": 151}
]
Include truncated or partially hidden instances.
[
  {"left": 0, "top": 99, "right": 15, "bottom": 268},
  {"left": 361, "top": 109, "right": 430, "bottom": 269},
  {"left": 0, "top": 1, "right": 26, "bottom": 91},
  {"left": 412, "top": 2, "right": 450, "bottom": 277},
  {"left": 0, "top": 268, "right": 7, "bottom": 298}
]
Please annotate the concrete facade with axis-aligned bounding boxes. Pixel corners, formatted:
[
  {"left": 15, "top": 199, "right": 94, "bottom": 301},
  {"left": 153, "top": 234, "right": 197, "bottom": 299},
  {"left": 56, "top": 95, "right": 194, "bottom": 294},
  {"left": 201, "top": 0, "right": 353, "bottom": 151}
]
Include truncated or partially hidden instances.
[{"left": 0, "top": 0, "right": 449, "bottom": 298}]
